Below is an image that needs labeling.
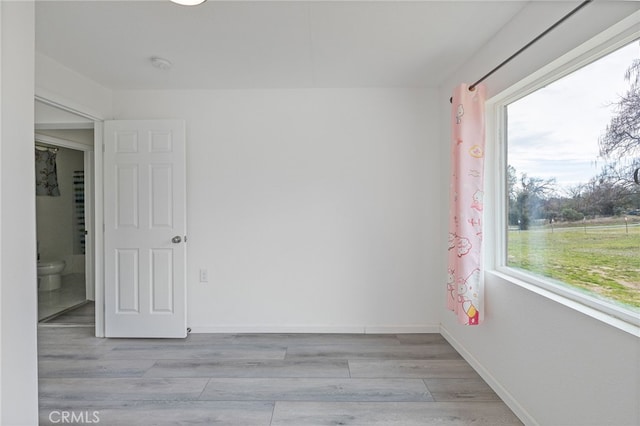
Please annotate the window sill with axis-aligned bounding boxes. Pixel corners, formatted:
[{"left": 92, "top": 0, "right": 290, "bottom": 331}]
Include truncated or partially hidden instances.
[{"left": 488, "top": 268, "right": 640, "bottom": 337}]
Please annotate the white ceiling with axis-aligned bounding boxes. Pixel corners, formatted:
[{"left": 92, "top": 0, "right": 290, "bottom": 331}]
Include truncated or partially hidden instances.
[{"left": 35, "top": 1, "right": 529, "bottom": 90}]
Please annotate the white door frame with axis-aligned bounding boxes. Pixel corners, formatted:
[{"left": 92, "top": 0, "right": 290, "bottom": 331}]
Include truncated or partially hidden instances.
[{"left": 34, "top": 94, "right": 106, "bottom": 337}]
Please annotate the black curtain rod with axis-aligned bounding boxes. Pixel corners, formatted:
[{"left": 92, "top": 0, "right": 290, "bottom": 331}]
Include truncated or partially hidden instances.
[{"left": 449, "top": 0, "right": 593, "bottom": 103}]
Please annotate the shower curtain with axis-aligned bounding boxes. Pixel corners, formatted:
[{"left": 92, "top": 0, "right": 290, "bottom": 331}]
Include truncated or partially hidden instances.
[
  {"left": 35, "top": 147, "right": 61, "bottom": 196},
  {"left": 447, "top": 83, "right": 486, "bottom": 326}
]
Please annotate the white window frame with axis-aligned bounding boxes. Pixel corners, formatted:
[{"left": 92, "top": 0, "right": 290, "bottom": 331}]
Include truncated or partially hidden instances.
[{"left": 485, "top": 14, "right": 640, "bottom": 336}]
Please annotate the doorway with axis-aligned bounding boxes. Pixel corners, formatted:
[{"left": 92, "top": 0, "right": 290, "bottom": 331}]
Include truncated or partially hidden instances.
[
  {"left": 36, "top": 142, "right": 89, "bottom": 321},
  {"left": 35, "top": 100, "right": 97, "bottom": 326}
]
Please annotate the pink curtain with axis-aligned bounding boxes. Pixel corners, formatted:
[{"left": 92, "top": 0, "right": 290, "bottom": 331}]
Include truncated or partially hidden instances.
[{"left": 447, "top": 83, "right": 486, "bottom": 325}]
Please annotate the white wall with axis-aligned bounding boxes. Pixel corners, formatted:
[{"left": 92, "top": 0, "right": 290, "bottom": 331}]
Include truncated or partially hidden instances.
[
  {"left": 36, "top": 146, "right": 84, "bottom": 272},
  {"left": 35, "top": 101, "right": 95, "bottom": 130},
  {"left": 36, "top": 129, "right": 94, "bottom": 148},
  {"left": 0, "top": 2, "right": 3, "bottom": 418},
  {"left": 0, "top": 2, "right": 39, "bottom": 425},
  {"left": 36, "top": 52, "right": 112, "bottom": 120},
  {"left": 113, "top": 88, "right": 441, "bottom": 332},
  {"left": 439, "top": 2, "right": 640, "bottom": 425}
]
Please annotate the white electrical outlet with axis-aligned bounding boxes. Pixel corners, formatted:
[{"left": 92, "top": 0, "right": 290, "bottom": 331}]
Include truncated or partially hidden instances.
[{"left": 199, "top": 269, "right": 208, "bottom": 283}]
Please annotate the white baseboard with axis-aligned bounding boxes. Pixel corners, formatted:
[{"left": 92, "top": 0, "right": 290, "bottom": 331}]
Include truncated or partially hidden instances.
[
  {"left": 364, "top": 324, "right": 440, "bottom": 334},
  {"left": 189, "top": 324, "right": 440, "bottom": 334},
  {"left": 440, "top": 325, "right": 537, "bottom": 426}
]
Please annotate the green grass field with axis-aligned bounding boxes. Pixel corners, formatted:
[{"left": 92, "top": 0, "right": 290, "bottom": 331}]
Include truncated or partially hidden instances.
[{"left": 508, "top": 223, "right": 640, "bottom": 309}]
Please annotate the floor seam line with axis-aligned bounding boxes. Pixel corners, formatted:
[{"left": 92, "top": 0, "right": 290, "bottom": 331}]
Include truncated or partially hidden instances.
[
  {"left": 196, "top": 377, "right": 212, "bottom": 400},
  {"left": 269, "top": 401, "right": 277, "bottom": 426}
]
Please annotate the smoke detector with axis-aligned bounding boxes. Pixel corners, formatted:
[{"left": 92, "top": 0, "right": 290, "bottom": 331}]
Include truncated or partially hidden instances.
[{"left": 150, "top": 56, "right": 172, "bottom": 70}]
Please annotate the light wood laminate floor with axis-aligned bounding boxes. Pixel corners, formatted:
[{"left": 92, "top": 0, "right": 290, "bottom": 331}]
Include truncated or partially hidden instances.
[{"left": 38, "top": 328, "right": 523, "bottom": 425}]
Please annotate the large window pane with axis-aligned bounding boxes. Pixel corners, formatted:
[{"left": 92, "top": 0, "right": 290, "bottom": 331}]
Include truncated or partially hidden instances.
[{"left": 506, "top": 40, "right": 640, "bottom": 311}]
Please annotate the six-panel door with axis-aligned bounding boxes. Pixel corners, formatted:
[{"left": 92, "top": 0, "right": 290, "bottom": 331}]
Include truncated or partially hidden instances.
[{"left": 104, "top": 120, "right": 187, "bottom": 338}]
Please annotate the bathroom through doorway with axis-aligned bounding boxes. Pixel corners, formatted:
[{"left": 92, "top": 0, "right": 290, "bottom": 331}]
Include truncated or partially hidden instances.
[{"left": 35, "top": 100, "right": 96, "bottom": 324}]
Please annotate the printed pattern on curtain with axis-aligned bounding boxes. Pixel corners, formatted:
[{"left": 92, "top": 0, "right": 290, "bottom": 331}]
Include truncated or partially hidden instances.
[
  {"left": 447, "top": 83, "right": 486, "bottom": 325},
  {"left": 73, "top": 171, "right": 86, "bottom": 255},
  {"left": 35, "top": 147, "right": 61, "bottom": 196}
]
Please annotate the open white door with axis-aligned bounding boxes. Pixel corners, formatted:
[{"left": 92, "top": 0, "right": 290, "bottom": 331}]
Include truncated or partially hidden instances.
[{"left": 104, "top": 120, "right": 187, "bottom": 337}]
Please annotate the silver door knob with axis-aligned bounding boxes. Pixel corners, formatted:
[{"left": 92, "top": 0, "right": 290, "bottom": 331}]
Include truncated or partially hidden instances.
[{"left": 172, "top": 236, "right": 182, "bottom": 244}]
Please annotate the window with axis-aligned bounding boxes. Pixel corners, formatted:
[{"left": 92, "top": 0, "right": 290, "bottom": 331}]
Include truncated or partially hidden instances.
[{"left": 501, "top": 38, "right": 639, "bottom": 320}]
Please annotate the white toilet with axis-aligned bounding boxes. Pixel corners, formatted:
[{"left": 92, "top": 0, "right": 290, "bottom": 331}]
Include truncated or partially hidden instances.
[{"left": 37, "top": 260, "right": 66, "bottom": 291}]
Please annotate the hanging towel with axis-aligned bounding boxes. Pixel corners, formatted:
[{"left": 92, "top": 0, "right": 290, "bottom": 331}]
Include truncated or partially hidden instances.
[{"left": 35, "top": 147, "right": 61, "bottom": 196}]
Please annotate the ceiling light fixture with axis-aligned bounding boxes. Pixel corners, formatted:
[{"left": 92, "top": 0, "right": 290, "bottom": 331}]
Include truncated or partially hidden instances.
[
  {"left": 150, "top": 56, "right": 173, "bottom": 70},
  {"left": 170, "top": 0, "right": 206, "bottom": 5}
]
